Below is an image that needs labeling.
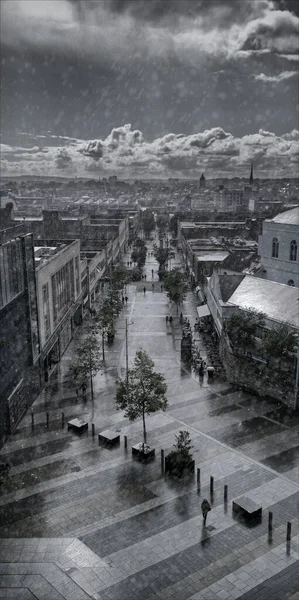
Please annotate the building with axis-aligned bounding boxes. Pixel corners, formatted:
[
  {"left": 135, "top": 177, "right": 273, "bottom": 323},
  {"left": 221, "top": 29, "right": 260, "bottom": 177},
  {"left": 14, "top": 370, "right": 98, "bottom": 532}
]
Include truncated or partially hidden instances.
[
  {"left": 0, "top": 226, "right": 40, "bottom": 447},
  {"left": 213, "top": 187, "right": 245, "bottom": 211},
  {"left": 199, "top": 173, "right": 206, "bottom": 189},
  {"left": 257, "top": 206, "right": 299, "bottom": 287},
  {"left": 34, "top": 239, "right": 83, "bottom": 383}
]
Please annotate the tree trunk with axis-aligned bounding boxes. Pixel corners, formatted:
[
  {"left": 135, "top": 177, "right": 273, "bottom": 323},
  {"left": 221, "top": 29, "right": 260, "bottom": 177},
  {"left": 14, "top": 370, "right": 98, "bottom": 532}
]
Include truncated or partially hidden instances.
[
  {"left": 142, "top": 402, "right": 147, "bottom": 447},
  {"left": 102, "top": 332, "right": 105, "bottom": 361},
  {"left": 89, "top": 349, "right": 94, "bottom": 402},
  {"left": 90, "top": 370, "right": 94, "bottom": 402}
]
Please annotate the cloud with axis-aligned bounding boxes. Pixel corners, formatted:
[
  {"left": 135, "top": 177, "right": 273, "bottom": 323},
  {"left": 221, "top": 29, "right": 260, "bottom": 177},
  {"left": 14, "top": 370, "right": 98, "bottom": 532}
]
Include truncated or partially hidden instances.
[
  {"left": 253, "top": 69, "right": 298, "bottom": 81},
  {"left": 1, "top": 0, "right": 298, "bottom": 69},
  {"left": 55, "top": 148, "right": 73, "bottom": 169},
  {"left": 238, "top": 9, "right": 299, "bottom": 54},
  {"left": 1, "top": 124, "right": 298, "bottom": 178}
]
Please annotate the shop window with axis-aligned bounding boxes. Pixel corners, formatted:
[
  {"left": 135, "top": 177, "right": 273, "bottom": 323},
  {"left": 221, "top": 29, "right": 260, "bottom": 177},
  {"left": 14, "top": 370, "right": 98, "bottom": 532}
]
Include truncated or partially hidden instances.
[
  {"left": 290, "top": 240, "right": 297, "bottom": 261},
  {"left": 272, "top": 237, "right": 279, "bottom": 258}
]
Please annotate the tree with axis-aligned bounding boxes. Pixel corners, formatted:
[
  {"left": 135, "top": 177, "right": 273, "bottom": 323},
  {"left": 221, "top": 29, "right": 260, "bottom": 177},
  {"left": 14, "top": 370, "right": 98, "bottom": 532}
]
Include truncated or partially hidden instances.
[
  {"left": 165, "top": 431, "right": 194, "bottom": 478},
  {"left": 163, "top": 268, "right": 188, "bottom": 313},
  {"left": 142, "top": 209, "right": 155, "bottom": 238},
  {"left": 152, "top": 244, "right": 171, "bottom": 279},
  {"left": 156, "top": 214, "right": 169, "bottom": 237},
  {"left": 169, "top": 214, "right": 178, "bottom": 238},
  {"left": 224, "top": 310, "right": 265, "bottom": 354},
  {"left": 261, "top": 324, "right": 297, "bottom": 367},
  {"left": 68, "top": 333, "right": 103, "bottom": 401},
  {"left": 131, "top": 238, "right": 147, "bottom": 268},
  {"left": 115, "top": 349, "right": 168, "bottom": 444},
  {"left": 111, "top": 262, "right": 130, "bottom": 292}
]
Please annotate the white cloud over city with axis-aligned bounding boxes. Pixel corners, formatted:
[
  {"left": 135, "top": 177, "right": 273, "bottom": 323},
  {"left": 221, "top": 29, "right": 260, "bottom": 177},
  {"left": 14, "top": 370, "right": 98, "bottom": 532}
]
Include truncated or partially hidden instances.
[{"left": 1, "top": 125, "right": 298, "bottom": 179}]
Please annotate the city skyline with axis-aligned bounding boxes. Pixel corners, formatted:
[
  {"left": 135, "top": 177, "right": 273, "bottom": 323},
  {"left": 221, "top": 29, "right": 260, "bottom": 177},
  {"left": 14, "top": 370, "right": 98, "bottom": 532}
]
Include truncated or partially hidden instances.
[{"left": 1, "top": 0, "right": 298, "bottom": 178}]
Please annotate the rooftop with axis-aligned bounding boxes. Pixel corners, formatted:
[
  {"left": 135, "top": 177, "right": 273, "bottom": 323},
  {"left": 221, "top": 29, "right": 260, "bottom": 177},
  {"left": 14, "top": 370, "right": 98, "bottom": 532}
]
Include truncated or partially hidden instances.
[
  {"left": 34, "top": 240, "right": 75, "bottom": 267},
  {"left": 196, "top": 251, "right": 230, "bottom": 262},
  {"left": 270, "top": 206, "right": 299, "bottom": 225},
  {"left": 228, "top": 275, "right": 299, "bottom": 328}
]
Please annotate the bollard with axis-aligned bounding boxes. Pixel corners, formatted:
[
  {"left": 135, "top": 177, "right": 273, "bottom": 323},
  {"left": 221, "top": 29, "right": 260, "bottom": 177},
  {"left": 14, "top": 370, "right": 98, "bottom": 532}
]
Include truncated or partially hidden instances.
[
  {"left": 210, "top": 476, "right": 214, "bottom": 494},
  {"left": 31, "top": 411, "right": 34, "bottom": 428},
  {"left": 62, "top": 412, "right": 65, "bottom": 428},
  {"left": 197, "top": 468, "right": 201, "bottom": 484},
  {"left": 124, "top": 435, "right": 127, "bottom": 449},
  {"left": 224, "top": 484, "right": 228, "bottom": 502},
  {"left": 46, "top": 412, "right": 49, "bottom": 428},
  {"left": 92, "top": 423, "right": 95, "bottom": 437},
  {"left": 286, "top": 521, "right": 291, "bottom": 541},
  {"left": 268, "top": 511, "right": 273, "bottom": 531},
  {"left": 161, "top": 449, "right": 165, "bottom": 472}
]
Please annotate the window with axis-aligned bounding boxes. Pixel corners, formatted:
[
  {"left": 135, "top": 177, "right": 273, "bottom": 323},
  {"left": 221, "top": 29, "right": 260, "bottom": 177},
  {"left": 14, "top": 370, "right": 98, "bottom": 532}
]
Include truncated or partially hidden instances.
[
  {"left": 272, "top": 237, "right": 279, "bottom": 258},
  {"left": 288, "top": 279, "right": 295, "bottom": 286},
  {"left": 290, "top": 240, "right": 297, "bottom": 261}
]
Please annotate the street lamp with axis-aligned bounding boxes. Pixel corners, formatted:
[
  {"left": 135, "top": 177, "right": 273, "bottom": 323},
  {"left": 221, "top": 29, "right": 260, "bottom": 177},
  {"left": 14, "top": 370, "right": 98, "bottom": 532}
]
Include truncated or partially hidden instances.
[{"left": 125, "top": 318, "right": 134, "bottom": 390}]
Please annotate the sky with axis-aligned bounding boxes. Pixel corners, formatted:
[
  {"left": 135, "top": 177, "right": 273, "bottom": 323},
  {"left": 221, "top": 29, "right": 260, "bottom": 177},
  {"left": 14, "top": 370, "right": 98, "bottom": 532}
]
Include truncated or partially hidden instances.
[{"left": 0, "top": 0, "right": 298, "bottom": 179}]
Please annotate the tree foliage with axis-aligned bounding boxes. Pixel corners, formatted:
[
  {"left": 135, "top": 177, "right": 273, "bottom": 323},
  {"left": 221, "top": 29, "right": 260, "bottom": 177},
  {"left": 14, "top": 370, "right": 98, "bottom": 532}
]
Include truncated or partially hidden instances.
[
  {"left": 261, "top": 324, "right": 297, "bottom": 365},
  {"left": 169, "top": 214, "right": 178, "bottom": 238},
  {"left": 163, "top": 268, "right": 188, "bottom": 312},
  {"left": 173, "top": 431, "right": 194, "bottom": 458},
  {"left": 224, "top": 310, "right": 265, "bottom": 352},
  {"left": 142, "top": 209, "right": 155, "bottom": 238},
  {"left": 131, "top": 238, "right": 147, "bottom": 268},
  {"left": 152, "top": 244, "right": 171, "bottom": 275},
  {"left": 68, "top": 333, "right": 103, "bottom": 399},
  {"left": 111, "top": 262, "right": 130, "bottom": 291},
  {"left": 156, "top": 214, "right": 168, "bottom": 236},
  {"left": 115, "top": 349, "right": 168, "bottom": 443}
]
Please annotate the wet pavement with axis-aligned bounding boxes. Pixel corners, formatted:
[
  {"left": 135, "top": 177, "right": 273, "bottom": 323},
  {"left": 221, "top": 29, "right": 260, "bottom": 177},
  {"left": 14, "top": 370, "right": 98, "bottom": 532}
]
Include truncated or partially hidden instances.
[{"left": 0, "top": 239, "right": 298, "bottom": 599}]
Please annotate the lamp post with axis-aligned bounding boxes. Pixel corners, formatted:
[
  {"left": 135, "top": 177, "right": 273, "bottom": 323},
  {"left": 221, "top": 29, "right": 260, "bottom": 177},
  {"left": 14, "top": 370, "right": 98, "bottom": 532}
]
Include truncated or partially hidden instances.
[{"left": 125, "top": 318, "right": 134, "bottom": 391}]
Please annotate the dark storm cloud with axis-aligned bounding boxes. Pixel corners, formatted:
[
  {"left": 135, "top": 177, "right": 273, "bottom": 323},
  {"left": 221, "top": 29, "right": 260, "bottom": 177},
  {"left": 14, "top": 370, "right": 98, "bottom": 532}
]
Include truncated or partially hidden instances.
[
  {"left": 55, "top": 148, "right": 73, "bottom": 169},
  {"left": 0, "top": 0, "right": 298, "bottom": 170},
  {"left": 78, "top": 140, "right": 103, "bottom": 160}
]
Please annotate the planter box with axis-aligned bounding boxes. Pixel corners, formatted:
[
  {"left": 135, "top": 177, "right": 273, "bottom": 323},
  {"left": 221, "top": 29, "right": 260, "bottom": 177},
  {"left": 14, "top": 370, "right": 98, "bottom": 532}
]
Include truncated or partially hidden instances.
[
  {"left": 132, "top": 443, "right": 155, "bottom": 460},
  {"left": 165, "top": 453, "right": 195, "bottom": 478}
]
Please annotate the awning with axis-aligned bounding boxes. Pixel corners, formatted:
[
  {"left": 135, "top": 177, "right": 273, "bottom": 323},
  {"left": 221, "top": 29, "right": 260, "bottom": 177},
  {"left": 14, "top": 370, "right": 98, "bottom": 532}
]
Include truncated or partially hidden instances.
[
  {"left": 197, "top": 290, "right": 205, "bottom": 304},
  {"left": 197, "top": 304, "right": 210, "bottom": 318}
]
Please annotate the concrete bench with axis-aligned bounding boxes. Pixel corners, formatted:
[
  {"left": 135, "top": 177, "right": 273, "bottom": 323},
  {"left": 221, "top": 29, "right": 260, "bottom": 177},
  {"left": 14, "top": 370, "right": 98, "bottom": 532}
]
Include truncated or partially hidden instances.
[
  {"left": 98, "top": 429, "right": 120, "bottom": 446},
  {"left": 68, "top": 418, "right": 88, "bottom": 433},
  {"left": 232, "top": 495, "right": 262, "bottom": 520}
]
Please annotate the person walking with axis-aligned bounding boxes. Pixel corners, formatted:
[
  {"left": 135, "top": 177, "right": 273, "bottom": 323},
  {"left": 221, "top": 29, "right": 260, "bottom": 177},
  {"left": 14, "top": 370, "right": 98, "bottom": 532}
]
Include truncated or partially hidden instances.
[
  {"left": 169, "top": 315, "right": 173, "bottom": 324},
  {"left": 144, "top": 274, "right": 146, "bottom": 281},
  {"left": 201, "top": 499, "right": 211, "bottom": 525},
  {"left": 125, "top": 296, "right": 128, "bottom": 304},
  {"left": 141, "top": 274, "right": 144, "bottom": 280},
  {"left": 152, "top": 283, "right": 155, "bottom": 291},
  {"left": 166, "top": 315, "right": 169, "bottom": 324},
  {"left": 143, "top": 286, "right": 146, "bottom": 294},
  {"left": 122, "top": 296, "right": 125, "bottom": 303},
  {"left": 151, "top": 269, "right": 154, "bottom": 277}
]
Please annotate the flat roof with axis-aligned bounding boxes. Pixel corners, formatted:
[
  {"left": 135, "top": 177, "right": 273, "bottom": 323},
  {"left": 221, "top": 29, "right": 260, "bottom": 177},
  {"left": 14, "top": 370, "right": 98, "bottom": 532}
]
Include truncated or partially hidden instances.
[
  {"left": 228, "top": 275, "right": 299, "bottom": 328},
  {"left": 196, "top": 252, "right": 230, "bottom": 262}
]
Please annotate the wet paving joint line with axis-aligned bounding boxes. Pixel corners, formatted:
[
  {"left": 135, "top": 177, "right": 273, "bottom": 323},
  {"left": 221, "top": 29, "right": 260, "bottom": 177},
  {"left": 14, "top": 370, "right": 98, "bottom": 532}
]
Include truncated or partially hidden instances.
[
  {"left": 235, "top": 403, "right": 292, "bottom": 432},
  {"left": 167, "top": 413, "right": 299, "bottom": 491}
]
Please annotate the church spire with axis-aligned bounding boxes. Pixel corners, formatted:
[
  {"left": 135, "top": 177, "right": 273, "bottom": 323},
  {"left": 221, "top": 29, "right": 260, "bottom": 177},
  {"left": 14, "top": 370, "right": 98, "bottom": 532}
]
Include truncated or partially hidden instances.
[{"left": 249, "top": 163, "right": 253, "bottom": 184}]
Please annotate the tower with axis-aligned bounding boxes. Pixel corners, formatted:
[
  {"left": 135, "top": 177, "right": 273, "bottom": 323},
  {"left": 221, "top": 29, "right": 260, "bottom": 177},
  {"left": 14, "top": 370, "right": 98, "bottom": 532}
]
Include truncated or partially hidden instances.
[
  {"left": 249, "top": 163, "right": 253, "bottom": 185},
  {"left": 199, "top": 173, "right": 206, "bottom": 189}
]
